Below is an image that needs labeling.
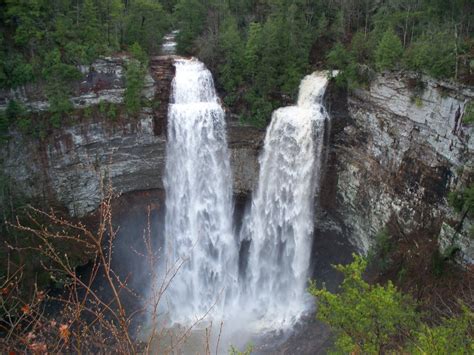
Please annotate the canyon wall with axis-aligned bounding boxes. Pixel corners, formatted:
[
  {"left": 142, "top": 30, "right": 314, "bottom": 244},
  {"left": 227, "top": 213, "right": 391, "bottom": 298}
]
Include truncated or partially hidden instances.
[
  {"left": 1, "top": 57, "right": 263, "bottom": 217},
  {"left": 1, "top": 58, "right": 472, "bottom": 263},
  {"left": 322, "top": 72, "right": 473, "bottom": 265}
]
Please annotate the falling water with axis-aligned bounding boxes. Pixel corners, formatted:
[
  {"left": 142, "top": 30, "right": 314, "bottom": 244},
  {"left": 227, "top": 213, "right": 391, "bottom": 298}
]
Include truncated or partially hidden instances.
[
  {"left": 163, "top": 58, "right": 237, "bottom": 322},
  {"left": 238, "top": 72, "right": 332, "bottom": 328},
  {"left": 160, "top": 60, "right": 334, "bottom": 339}
]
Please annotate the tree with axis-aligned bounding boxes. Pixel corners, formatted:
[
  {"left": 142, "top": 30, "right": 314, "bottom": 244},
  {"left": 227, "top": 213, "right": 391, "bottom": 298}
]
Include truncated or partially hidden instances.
[
  {"left": 217, "top": 17, "right": 244, "bottom": 96},
  {"left": 403, "top": 29, "right": 456, "bottom": 79},
  {"left": 124, "top": 43, "right": 147, "bottom": 115},
  {"left": 124, "top": 0, "right": 169, "bottom": 54},
  {"left": 243, "top": 22, "right": 262, "bottom": 82},
  {"left": 174, "top": 0, "right": 206, "bottom": 54},
  {"left": 375, "top": 28, "right": 403, "bottom": 71},
  {"left": 309, "top": 255, "right": 418, "bottom": 353},
  {"left": 79, "top": 0, "right": 105, "bottom": 61}
]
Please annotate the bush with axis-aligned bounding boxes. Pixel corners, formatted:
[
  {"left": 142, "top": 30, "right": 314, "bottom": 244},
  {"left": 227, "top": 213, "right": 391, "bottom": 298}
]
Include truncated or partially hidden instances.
[
  {"left": 411, "top": 308, "right": 473, "bottom": 354},
  {"left": 463, "top": 102, "right": 474, "bottom": 124},
  {"left": 309, "top": 255, "right": 418, "bottom": 353},
  {"left": 309, "top": 255, "right": 474, "bottom": 354},
  {"left": 448, "top": 183, "right": 474, "bottom": 218}
]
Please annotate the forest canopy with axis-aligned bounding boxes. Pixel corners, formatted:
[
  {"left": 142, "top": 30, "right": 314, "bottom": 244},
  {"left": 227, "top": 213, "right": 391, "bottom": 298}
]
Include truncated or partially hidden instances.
[
  {"left": 0, "top": 0, "right": 472, "bottom": 126},
  {"left": 173, "top": 0, "right": 473, "bottom": 125}
]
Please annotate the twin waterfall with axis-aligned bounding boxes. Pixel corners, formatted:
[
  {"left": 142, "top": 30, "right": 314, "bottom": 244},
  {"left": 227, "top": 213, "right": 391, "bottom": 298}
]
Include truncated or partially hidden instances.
[
  {"left": 162, "top": 58, "right": 331, "bottom": 330},
  {"left": 164, "top": 59, "right": 237, "bottom": 322}
]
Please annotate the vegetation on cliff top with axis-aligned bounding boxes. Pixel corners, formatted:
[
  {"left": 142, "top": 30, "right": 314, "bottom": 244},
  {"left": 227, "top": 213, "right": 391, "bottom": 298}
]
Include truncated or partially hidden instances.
[
  {"left": 0, "top": 0, "right": 171, "bottom": 131},
  {"left": 1, "top": 1, "right": 472, "bottom": 129},
  {"left": 172, "top": 0, "right": 473, "bottom": 126}
]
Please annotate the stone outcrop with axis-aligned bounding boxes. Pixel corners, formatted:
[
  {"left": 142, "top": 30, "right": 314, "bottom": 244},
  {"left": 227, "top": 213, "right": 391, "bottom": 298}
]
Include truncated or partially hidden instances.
[
  {"left": 322, "top": 72, "right": 473, "bottom": 264},
  {"left": 1, "top": 56, "right": 264, "bottom": 216},
  {"left": 227, "top": 122, "right": 264, "bottom": 195}
]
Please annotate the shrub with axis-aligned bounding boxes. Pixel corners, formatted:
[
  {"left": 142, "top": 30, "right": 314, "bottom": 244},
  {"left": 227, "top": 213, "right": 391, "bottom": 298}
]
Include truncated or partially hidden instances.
[
  {"left": 367, "top": 228, "right": 393, "bottom": 271},
  {"left": 448, "top": 183, "right": 474, "bottom": 218},
  {"left": 411, "top": 307, "right": 473, "bottom": 354},
  {"left": 463, "top": 102, "right": 474, "bottom": 124},
  {"left": 309, "top": 255, "right": 418, "bottom": 354}
]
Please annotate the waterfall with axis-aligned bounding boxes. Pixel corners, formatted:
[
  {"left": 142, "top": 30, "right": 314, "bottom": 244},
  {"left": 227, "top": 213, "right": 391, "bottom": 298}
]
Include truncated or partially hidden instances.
[
  {"left": 238, "top": 72, "right": 332, "bottom": 327},
  {"left": 160, "top": 59, "right": 333, "bottom": 334},
  {"left": 163, "top": 58, "right": 237, "bottom": 322}
]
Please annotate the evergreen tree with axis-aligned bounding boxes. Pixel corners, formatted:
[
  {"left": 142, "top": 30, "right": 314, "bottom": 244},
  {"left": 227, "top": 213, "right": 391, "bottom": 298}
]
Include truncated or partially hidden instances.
[
  {"left": 375, "top": 28, "right": 403, "bottom": 71},
  {"left": 217, "top": 17, "right": 244, "bottom": 100},
  {"left": 124, "top": 0, "right": 169, "bottom": 54}
]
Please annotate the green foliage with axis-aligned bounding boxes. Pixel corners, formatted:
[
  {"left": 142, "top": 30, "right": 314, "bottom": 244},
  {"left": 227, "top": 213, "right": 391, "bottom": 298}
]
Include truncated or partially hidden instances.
[
  {"left": 309, "top": 255, "right": 418, "bottom": 353},
  {"left": 375, "top": 29, "right": 403, "bottom": 71},
  {"left": 367, "top": 228, "right": 393, "bottom": 271},
  {"left": 448, "top": 183, "right": 474, "bottom": 218},
  {"left": 4, "top": 100, "right": 31, "bottom": 134},
  {"left": 217, "top": 18, "right": 244, "bottom": 93},
  {"left": 404, "top": 31, "right": 456, "bottom": 79},
  {"left": 0, "top": 0, "right": 171, "bottom": 96},
  {"left": 411, "top": 307, "right": 473, "bottom": 354},
  {"left": 124, "top": 0, "right": 169, "bottom": 54},
  {"left": 124, "top": 43, "right": 147, "bottom": 116},
  {"left": 42, "top": 48, "right": 82, "bottom": 127},
  {"left": 107, "top": 104, "right": 118, "bottom": 120},
  {"left": 463, "top": 102, "right": 474, "bottom": 124},
  {"left": 310, "top": 255, "right": 474, "bottom": 354},
  {"left": 174, "top": 0, "right": 206, "bottom": 54},
  {"left": 326, "top": 43, "right": 358, "bottom": 89},
  {"left": 6, "top": 100, "right": 26, "bottom": 121},
  {"left": 229, "top": 343, "right": 253, "bottom": 355},
  {"left": 0, "top": 111, "right": 9, "bottom": 139}
]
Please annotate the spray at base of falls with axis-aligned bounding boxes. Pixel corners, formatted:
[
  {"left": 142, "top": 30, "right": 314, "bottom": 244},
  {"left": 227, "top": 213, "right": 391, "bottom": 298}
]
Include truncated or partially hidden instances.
[{"left": 159, "top": 57, "right": 334, "bottom": 334}]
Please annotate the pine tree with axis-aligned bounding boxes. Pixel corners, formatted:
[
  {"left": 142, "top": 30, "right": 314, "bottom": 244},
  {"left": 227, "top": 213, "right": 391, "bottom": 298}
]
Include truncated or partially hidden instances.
[{"left": 375, "top": 28, "right": 403, "bottom": 71}]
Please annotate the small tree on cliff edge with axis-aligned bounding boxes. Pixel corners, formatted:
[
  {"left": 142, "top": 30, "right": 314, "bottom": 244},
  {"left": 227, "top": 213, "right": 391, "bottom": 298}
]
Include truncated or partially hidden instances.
[{"left": 376, "top": 29, "right": 403, "bottom": 71}]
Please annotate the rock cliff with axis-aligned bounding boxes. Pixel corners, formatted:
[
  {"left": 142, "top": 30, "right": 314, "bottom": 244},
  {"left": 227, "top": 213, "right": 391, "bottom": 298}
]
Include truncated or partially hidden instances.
[
  {"left": 322, "top": 72, "right": 473, "bottom": 265},
  {"left": 1, "top": 56, "right": 263, "bottom": 216},
  {"left": 2, "top": 59, "right": 472, "bottom": 264}
]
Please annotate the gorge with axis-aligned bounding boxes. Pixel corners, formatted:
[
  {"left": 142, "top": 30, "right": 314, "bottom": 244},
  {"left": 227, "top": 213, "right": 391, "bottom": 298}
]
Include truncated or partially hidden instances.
[{"left": 1, "top": 45, "right": 473, "bottom": 355}]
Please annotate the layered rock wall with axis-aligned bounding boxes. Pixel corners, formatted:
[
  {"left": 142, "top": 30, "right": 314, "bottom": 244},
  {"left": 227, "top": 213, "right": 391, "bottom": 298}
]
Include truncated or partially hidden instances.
[
  {"left": 323, "top": 72, "right": 473, "bottom": 264},
  {"left": 1, "top": 56, "right": 263, "bottom": 216}
]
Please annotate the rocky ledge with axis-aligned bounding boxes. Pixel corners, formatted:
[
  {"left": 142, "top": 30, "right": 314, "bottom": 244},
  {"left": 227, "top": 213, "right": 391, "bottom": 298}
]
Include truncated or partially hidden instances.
[{"left": 321, "top": 72, "right": 473, "bottom": 265}]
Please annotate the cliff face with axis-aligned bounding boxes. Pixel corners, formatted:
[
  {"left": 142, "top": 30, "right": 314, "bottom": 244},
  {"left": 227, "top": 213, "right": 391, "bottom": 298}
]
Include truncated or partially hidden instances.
[
  {"left": 2, "top": 59, "right": 472, "bottom": 263},
  {"left": 1, "top": 56, "right": 263, "bottom": 216},
  {"left": 322, "top": 72, "right": 473, "bottom": 265}
]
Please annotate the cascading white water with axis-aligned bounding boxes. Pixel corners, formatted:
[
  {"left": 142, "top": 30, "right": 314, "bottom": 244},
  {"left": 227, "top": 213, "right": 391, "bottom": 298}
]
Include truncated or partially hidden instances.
[
  {"left": 163, "top": 58, "right": 237, "bottom": 322},
  {"left": 160, "top": 60, "right": 334, "bottom": 338},
  {"left": 238, "top": 72, "right": 332, "bottom": 328}
]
